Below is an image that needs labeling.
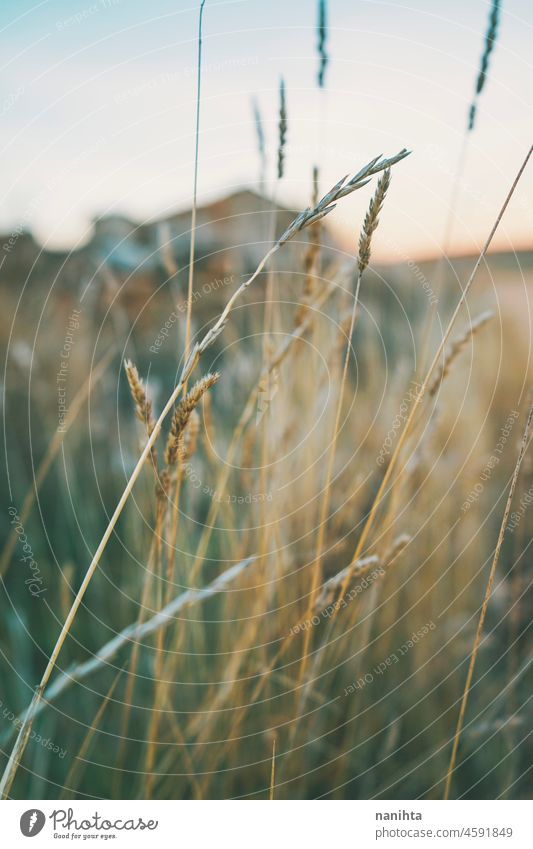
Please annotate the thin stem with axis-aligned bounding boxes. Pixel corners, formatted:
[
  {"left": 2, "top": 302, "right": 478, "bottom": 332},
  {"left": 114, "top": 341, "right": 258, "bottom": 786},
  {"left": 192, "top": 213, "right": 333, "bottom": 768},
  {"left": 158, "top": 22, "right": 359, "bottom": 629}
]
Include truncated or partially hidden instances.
[
  {"left": 343, "top": 144, "right": 532, "bottom": 590},
  {"left": 444, "top": 402, "right": 533, "bottom": 799},
  {"left": 417, "top": 131, "right": 470, "bottom": 380},
  {"left": 269, "top": 736, "right": 276, "bottom": 799},
  {"left": 0, "top": 151, "right": 411, "bottom": 795},
  {"left": 299, "top": 269, "right": 363, "bottom": 680},
  {"left": 184, "top": 0, "right": 207, "bottom": 360}
]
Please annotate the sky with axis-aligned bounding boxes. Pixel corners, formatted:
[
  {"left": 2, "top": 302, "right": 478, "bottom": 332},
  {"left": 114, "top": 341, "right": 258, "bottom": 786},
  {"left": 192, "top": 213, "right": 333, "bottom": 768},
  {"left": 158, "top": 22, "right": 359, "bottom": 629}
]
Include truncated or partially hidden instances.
[{"left": 0, "top": 0, "right": 531, "bottom": 261}]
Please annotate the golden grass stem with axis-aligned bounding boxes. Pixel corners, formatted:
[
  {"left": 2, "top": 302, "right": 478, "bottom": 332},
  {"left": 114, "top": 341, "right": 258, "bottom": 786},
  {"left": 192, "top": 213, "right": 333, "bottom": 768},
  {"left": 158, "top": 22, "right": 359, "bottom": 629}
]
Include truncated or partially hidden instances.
[
  {"left": 184, "top": 0, "right": 207, "bottom": 361},
  {"left": 0, "top": 556, "right": 257, "bottom": 750},
  {"left": 270, "top": 736, "right": 276, "bottom": 799},
  {"left": 298, "top": 268, "right": 363, "bottom": 681},
  {"left": 340, "top": 145, "right": 532, "bottom": 599},
  {"left": 443, "top": 401, "right": 533, "bottom": 799},
  {"left": 299, "top": 170, "right": 391, "bottom": 681},
  {"left": 0, "top": 153, "right": 407, "bottom": 797},
  {"left": 188, "top": 278, "right": 338, "bottom": 588},
  {"left": 417, "top": 133, "right": 470, "bottom": 382}
]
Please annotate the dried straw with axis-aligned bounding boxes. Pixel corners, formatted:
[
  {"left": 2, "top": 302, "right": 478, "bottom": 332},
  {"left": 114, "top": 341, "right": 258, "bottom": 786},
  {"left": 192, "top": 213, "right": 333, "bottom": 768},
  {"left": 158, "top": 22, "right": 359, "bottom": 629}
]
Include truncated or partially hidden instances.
[
  {"left": 164, "top": 373, "right": 219, "bottom": 467},
  {"left": 444, "top": 401, "right": 533, "bottom": 798},
  {"left": 429, "top": 310, "right": 494, "bottom": 397},
  {"left": 277, "top": 150, "right": 409, "bottom": 247},
  {"left": 468, "top": 0, "right": 501, "bottom": 131},
  {"left": 0, "top": 149, "right": 412, "bottom": 799}
]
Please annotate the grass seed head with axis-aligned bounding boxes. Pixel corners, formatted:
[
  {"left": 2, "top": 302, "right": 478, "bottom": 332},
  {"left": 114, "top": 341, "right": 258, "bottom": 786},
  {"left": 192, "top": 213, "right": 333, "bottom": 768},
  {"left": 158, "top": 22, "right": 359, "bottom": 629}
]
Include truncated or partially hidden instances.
[
  {"left": 358, "top": 168, "right": 391, "bottom": 273},
  {"left": 165, "top": 373, "right": 219, "bottom": 467}
]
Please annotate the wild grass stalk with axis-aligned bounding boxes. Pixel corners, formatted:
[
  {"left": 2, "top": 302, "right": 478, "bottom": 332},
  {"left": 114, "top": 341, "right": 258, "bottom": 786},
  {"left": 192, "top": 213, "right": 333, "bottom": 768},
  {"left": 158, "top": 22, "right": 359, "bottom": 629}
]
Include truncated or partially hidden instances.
[
  {"left": 160, "top": 0, "right": 209, "bottom": 611},
  {"left": 258, "top": 76, "right": 289, "bottom": 572},
  {"left": 317, "top": 0, "right": 329, "bottom": 88},
  {"left": 334, "top": 145, "right": 532, "bottom": 616},
  {"left": 252, "top": 96, "right": 267, "bottom": 191},
  {"left": 467, "top": 0, "right": 502, "bottom": 132},
  {"left": 428, "top": 310, "right": 494, "bottom": 397},
  {"left": 0, "top": 152, "right": 407, "bottom": 797},
  {"left": 229, "top": 146, "right": 531, "bottom": 775},
  {"left": 188, "top": 278, "right": 339, "bottom": 590},
  {"left": 443, "top": 401, "right": 533, "bottom": 799},
  {"left": 277, "top": 78, "right": 287, "bottom": 181},
  {"left": 184, "top": 0, "right": 207, "bottom": 361},
  {"left": 269, "top": 736, "right": 276, "bottom": 799},
  {"left": 299, "top": 169, "right": 394, "bottom": 681},
  {"left": 418, "top": 1, "right": 502, "bottom": 378},
  {"left": 0, "top": 556, "right": 257, "bottom": 747}
]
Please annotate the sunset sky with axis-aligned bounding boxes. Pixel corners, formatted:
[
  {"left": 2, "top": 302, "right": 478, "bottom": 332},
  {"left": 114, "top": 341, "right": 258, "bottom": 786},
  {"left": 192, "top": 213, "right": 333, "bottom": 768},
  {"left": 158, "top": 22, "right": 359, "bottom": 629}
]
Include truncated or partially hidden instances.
[{"left": 1, "top": 0, "right": 531, "bottom": 261}]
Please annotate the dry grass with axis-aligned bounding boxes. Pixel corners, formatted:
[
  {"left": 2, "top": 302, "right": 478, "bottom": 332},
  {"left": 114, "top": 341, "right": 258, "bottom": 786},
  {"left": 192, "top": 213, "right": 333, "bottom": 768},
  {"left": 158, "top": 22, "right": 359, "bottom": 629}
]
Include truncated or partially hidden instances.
[{"left": 444, "top": 401, "right": 533, "bottom": 799}]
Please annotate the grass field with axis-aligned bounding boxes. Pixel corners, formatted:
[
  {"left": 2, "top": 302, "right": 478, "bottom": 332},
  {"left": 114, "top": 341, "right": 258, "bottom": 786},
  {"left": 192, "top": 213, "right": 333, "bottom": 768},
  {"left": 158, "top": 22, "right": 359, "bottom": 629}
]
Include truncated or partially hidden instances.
[{"left": 0, "top": 0, "right": 531, "bottom": 802}]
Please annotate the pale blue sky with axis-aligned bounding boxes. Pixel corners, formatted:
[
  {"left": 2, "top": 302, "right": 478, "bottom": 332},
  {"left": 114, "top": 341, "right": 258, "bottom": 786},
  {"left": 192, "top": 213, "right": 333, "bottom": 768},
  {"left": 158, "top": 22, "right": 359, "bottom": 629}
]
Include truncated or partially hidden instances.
[{"left": 0, "top": 0, "right": 531, "bottom": 259}]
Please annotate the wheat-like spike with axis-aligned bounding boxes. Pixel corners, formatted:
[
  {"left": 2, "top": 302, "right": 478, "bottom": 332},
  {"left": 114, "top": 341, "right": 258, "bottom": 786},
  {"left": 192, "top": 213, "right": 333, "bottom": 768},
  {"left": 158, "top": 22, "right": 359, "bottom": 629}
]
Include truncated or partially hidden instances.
[
  {"left": 314, "top": 555, "right": 381, "bottom": 611},
  {"left": 358, "top": 168, "right": 392, "bottom": 273},
  {"left": 429, "top": 310, "right": 494, "bottom": 397},
  {"left": 252, "top": 96, "right": 266, "bottom": 188},
  {"left": 315, "top": 531, "right": 411, "bottom": 612},
  {"left": 277, "top": 149, "right": 410, "bottom": 246},
  {"left": 165, "top": 373, "right": 219, "bottom": 467},
  {"left": 305, "top": 165, "right": 321, "bottom": 276},
  {"left": 383, "top": 533, "right": 412, "bottom": 563},
  {"left": 317, "top": 0, "right": 329, "bottom": 88},
  {"left": 124, "top": 359, "right": 158, "bottom": 473},
  {"left": 124, "top": 359, "right": 155, "bottom": 435},
  {"left": 468, "top": 0, "right": 501, "bottom": 131},
  {"left": 196, "top": 151, "right": 409, "bottom": 360},
  {"left": 277, "top": 78, "right": 287, "bottom": 180}
]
